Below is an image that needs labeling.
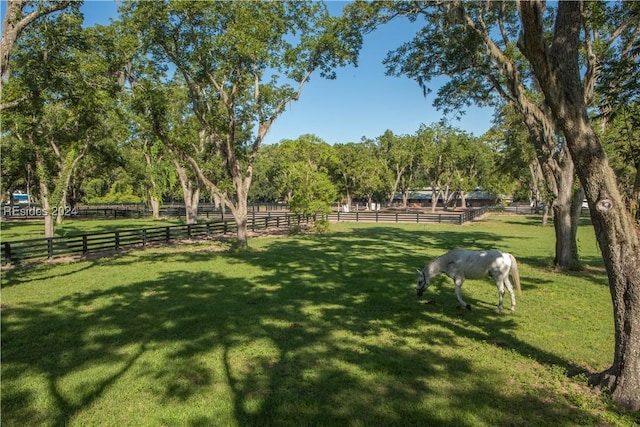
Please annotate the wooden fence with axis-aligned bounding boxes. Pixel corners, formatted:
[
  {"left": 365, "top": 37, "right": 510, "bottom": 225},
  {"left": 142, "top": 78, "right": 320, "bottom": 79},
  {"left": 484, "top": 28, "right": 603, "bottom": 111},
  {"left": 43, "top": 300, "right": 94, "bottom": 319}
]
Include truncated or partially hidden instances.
[
  {"left": 1, "top": 208, "right": 486, "bottom": 265},
  {"left": 1, "top": 213, "right": 306, "bottom": 265},
  {"left": 325, "top": 207, "right": 487, "bottom": 225}
]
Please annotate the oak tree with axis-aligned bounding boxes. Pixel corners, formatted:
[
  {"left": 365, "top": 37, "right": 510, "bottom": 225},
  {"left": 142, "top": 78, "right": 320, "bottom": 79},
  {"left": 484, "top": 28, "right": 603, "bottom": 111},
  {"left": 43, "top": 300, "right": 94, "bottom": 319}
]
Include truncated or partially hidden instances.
[{"left": 121, "top": 1, "right": 358, "bottom": 248}]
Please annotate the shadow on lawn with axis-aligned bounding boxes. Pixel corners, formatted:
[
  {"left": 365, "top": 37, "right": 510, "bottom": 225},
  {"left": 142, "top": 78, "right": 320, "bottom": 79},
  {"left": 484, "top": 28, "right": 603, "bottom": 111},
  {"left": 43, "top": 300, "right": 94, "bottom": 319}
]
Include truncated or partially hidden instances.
[{"left": 1, "top": 225, "right": 613, "bottom": 426}]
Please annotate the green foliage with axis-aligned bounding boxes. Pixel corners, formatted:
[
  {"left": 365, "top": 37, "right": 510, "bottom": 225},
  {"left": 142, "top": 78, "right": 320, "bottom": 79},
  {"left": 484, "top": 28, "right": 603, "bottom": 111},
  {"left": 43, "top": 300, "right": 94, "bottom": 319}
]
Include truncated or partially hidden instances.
[
  {"left": 309, "top": 217, "right": 331, "bottom": 233},
  {"left": 275, "top": 135, "right": 338, "bottom": 216},
  {"left": 333, "top": 141, "right": 392, "bottom": 204},
  {"left": 2, "top": 6, "right": 133, "bottom": 233},
  {"left": 289, "top": 170, "right": 337, "bottom": 216}
]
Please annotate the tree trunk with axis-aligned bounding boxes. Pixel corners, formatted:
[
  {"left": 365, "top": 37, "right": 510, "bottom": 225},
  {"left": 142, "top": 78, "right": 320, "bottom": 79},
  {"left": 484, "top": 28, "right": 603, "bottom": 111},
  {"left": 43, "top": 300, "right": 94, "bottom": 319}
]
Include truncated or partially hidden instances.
[
  {"left": 231, "top": 176, "right": 250, "bottom": 250},
  {"left": 569, "top": 187, "right": 585, "bottom": 267},
  {"left": 541, "top": 201, "right": 550, "bottom": 226},
  {"left": 35, "top": 157, "right": 54, "bottom": 238},
  {"left": 522, "top": 112, "right": 579, "bottom": 266},
  {"left": 572, "top": 122, "right": 640, "bottom": 412},
  {"left": 388, "top": 168, "right": 404, "bottom": 206},
  {"left": 184, "top": 186, "right": 200, "bottom": 225},
  {"left": 632, "top": 162, "right": 640, "bottom": 221},
  {"left": 552, "top": 161, "right": 576, "bottom": 267},
  {"left": 430, "top": 186, "right": 439, "bottom": 213},
  {"left": 172, "top": 158, "right": 200, "bottom": 225},
  {"left": 149, "top": 195, "right": 160, "bottom": 219},
  {"left": 528, "top": 160, "right": 542, "bottom": 209},
  {"left": 40, "top": 184, "right": 54, "bottom": 238},
  {"left": 144, "top": 152, "right": 161, "bottom": 219},
  {"left": 56, "top": 190, "right": 66, "bottom": 226},
  {"left": 519, "top": 0, "right": 640, "bottom": 411},
  {"left": 345, "top": 190, "right": 352, "bottom": 210}
]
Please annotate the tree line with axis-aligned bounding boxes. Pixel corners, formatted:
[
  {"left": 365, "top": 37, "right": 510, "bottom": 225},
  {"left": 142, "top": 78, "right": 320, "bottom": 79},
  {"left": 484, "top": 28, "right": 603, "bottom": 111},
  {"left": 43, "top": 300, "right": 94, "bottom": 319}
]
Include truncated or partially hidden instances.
[{"left": 1, "top": 1, "right": 639, "bottom": 411}]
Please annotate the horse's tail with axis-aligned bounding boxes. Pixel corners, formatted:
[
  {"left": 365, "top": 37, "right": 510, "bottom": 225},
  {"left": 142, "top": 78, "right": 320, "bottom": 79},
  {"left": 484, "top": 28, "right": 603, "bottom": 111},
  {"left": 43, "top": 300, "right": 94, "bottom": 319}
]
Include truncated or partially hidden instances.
[{"left": 509, "top": 253, "right": 522, "bottom": 295}]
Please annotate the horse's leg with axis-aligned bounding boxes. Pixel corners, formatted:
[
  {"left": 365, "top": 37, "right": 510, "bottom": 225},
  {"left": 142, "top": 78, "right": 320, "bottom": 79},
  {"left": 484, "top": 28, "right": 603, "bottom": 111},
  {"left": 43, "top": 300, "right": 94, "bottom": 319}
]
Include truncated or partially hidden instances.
[
  {"left": 454, "top": 277, "right": 471, "bottom": 311},
  {"left": 495, "top": 279, "right": 505, "bottom": 314},
  {"left": 504, "top": 276, "right": 516, "bottom": 312}
]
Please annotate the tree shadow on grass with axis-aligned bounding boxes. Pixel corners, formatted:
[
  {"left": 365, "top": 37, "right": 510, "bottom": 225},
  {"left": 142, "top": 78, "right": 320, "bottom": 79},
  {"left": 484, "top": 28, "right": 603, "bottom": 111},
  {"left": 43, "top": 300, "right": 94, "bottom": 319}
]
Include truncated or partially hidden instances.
[{"left": 1, "top": 225, "right": 624, "bottom": 426}]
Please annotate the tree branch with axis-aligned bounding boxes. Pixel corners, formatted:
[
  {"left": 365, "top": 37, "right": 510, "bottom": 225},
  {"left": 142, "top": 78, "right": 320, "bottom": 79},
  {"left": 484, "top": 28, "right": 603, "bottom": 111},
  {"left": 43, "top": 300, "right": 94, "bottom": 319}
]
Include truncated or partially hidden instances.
[{"left": 1, "top": 0, "right": 72, "bottom": 79}]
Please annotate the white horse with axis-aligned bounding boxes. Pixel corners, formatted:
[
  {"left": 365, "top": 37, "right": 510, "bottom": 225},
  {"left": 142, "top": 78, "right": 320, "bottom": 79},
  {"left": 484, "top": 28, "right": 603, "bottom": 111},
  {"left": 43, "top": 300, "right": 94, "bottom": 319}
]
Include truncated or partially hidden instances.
[{"left": 416, "top": 249, "right": 522, "bottom": 313}]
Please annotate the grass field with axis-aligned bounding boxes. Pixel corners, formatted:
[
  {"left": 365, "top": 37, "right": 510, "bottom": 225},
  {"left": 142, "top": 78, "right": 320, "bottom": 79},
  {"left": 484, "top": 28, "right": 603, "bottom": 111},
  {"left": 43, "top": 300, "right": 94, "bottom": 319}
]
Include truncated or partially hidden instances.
[{"left": 1, "top": 214, "right": 638, "bottom": 426}]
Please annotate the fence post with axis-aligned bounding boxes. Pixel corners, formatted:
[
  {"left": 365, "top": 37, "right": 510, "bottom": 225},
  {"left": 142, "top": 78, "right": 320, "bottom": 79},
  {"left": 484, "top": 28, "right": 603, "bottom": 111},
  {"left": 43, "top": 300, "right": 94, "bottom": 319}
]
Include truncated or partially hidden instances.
[
  {"left": 47, "top": 238, "right": 54, "bottom": 259},
  {"left": 416, "top": 213, "right": 420, "bottom": 223},
  {"left": 82, "top": 235, "right": 88, "bottom": 254},
  {"left": 142, "top": 229, "right": 147, "bottom": 247},
  {"left": 4, "top": 242, "right": 11, "bottom": 264},
  {"left": 115, "top": 231, "right": 120, "bottom": 250},
  {"left": 187, "top": 224, "right": 192, "bottom": 238},
  {"left": 165, "top": 227, "right": 170, "bottom": 242}
]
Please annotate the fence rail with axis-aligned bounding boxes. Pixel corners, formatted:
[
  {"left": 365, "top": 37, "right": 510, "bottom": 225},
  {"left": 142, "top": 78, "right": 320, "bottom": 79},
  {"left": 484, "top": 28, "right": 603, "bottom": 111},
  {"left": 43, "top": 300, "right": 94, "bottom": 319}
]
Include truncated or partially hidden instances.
[
  {"left": 1, "top": 213, "right": 306, "bottom": 265},
  {"left": 326, "top": 207, "right": 487, "bottom": 225}
]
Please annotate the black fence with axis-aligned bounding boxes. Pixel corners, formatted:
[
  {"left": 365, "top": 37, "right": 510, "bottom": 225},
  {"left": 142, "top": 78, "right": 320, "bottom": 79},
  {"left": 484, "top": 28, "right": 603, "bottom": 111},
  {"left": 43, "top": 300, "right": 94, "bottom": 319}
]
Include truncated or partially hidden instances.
[
  {"left": 0, "top": 202, "right": 289, "bottom": 220},
  {"left": 326, "top": 207, "right": 487, "bottom": 225},
  {"left": 1, "top": 213, "right": 306, "bottom": 265}
]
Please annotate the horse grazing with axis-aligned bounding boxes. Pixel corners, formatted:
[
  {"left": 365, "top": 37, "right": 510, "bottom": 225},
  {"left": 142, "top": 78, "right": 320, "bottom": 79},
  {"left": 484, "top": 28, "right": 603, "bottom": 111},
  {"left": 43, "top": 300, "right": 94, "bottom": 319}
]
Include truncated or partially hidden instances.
[{"left": 416, "top": 249, "right": 521, "bottom": 313}]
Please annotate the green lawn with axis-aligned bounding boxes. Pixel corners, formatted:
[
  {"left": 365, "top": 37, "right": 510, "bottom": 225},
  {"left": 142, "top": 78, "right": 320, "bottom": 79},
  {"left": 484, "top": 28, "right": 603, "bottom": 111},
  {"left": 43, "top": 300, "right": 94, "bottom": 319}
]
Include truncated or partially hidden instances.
[{"left": 1, "top": 215, "right": 637, "bottom": 426}]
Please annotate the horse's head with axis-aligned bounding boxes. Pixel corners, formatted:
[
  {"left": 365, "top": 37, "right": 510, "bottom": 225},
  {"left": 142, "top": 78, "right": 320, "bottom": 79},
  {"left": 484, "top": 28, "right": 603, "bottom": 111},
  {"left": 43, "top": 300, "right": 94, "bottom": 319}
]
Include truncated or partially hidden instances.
[{"left": 416, "top": 269, "right": 429, "bottom": 297}]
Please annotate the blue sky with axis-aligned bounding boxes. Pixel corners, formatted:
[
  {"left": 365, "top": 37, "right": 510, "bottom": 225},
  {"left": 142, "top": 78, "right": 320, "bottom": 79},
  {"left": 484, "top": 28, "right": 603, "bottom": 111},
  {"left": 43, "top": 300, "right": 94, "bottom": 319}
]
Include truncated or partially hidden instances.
[{"left": 59, "top": 1, "right": 495, "bottom": 144}]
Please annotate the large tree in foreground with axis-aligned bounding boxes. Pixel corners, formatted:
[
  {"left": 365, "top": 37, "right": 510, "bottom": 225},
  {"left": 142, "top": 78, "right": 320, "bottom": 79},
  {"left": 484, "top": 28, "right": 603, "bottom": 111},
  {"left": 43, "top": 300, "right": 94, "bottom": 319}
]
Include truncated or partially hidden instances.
[
  {"left": 518, "top": 1, "right": 640, "bottom": 410},
  {"left": 121, "top": 1, "right": 358, "bottom": 249}
]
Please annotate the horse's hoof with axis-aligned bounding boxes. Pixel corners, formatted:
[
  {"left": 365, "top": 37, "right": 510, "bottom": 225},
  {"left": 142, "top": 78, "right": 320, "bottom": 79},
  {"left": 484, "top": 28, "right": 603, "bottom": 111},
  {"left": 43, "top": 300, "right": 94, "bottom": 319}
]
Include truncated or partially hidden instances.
[
  {"left": 466, "top": 304, "right": 472, "bottom": 311},
  {"left": 494, "top": 308, "right": 502, "bottom": 314}
]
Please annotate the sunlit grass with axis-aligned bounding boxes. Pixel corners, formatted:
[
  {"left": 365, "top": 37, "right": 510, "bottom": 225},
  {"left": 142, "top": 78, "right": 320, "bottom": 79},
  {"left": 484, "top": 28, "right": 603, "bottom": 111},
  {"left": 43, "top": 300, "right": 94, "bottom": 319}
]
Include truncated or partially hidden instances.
[{"left": 1, "top": 214, "right": 637, "bottom": 426}]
